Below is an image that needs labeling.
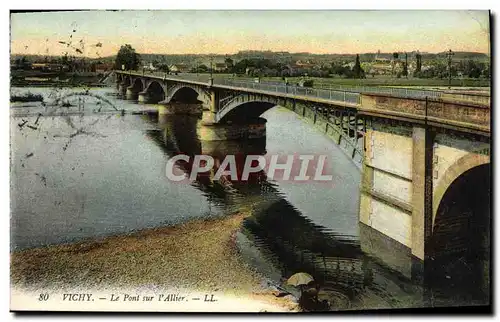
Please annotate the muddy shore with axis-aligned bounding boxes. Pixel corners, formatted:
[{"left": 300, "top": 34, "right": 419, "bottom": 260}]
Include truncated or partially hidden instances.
[{"left": 10, "top": 213, "right": 298, "bottom": 312}]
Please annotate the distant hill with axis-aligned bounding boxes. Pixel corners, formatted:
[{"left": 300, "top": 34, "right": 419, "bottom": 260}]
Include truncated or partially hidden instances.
[
  {"left": 11, "top": 50, "right": 490, "bottom": 65},
  {"left": 436, "top": 51, "right": 489, "bottom": 61}
]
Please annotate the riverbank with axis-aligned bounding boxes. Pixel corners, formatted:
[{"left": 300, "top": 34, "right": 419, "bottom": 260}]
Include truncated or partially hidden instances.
[{"left": 10, "top": 212, "right": 298, "bottom": 312}]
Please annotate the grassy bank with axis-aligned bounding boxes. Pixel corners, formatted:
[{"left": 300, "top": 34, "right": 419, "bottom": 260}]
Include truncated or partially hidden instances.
[
  {"left": 260, "top": 76, "right": 490, "bottom": 88},
  {"left": 11, "top": 70, "right": 107, "bottom": 87},
  {"left": 10, "top": 92, "right": 44, "bottom": 102},
  {"left": 10, "top": 212, "right": 297, "bottom": 311}
]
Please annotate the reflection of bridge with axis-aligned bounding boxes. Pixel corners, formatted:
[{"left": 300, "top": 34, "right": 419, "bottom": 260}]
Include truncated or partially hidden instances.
[{"left": 115, "top": 70, "right": 491, "bottom": 282}]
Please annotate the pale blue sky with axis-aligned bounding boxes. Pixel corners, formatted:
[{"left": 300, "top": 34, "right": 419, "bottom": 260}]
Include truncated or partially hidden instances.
[{"left": 11, "top": 10, "right": 490, "bottom": 56}]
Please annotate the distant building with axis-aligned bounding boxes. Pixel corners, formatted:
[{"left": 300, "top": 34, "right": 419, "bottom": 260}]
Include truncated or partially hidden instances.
[
  {"left": 408, "top": 62, "right": 417, "bottom": 75},
  {"left": 31, "top": 63, "right": 65, "bottom": 72},
  {"left": 169, "top": 64, "right": 191, "bottom": 73},
  {"left": 213, "top": 63, "right": 227, "bottom": 72},
  {"left": 369, "top": 63, "right": 392, "bottom": 75},
  {"left": 245, "top": 67, "right": 255, "bottom": 76},
  {"left": 143, "top": 62, "right": 157, "bottom": 71},
  {"left": 294, "top": 60, "right": 315, "bottom": 68},
  {"left": 374, "top": 57, "right": 391, "bottom": 63},
  {"left": 393, "top": 61, "right": 404, "bottom": 74}
]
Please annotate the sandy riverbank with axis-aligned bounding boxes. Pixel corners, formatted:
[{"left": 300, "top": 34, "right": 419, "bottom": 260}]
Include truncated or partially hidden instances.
[{"left": 10, "top": 213, "right": 298, "bottom": 312}]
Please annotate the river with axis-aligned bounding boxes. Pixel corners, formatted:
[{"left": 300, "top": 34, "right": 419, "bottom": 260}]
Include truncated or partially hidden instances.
[{"left": 10, "top": 86, "right": 489, "bottom": 310}]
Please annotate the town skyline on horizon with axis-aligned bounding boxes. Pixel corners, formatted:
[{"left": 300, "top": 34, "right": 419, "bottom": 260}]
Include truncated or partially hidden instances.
[
  {"left": 10, "top": 48, "right": 491, "bottom": 60},
  {"left": 11, "top": 10, "right": 490, "bottom": 58}
]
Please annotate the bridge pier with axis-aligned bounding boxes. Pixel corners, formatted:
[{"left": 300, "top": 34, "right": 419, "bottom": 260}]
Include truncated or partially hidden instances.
[
  {"left": 195, "top": 109, "right": 266, "bottom": 141},
  {"left": 358, "top": 121, "right": 434, "bottom": 282},
  {"left": 198, "top": 118, "right": 267, "bottom": 141},
  {"left": 138, "top": 92, "right": 164, "bottom": 104},
  {"left": 137, "top": 91, "right": 150, "bottom": 103},
  {"left": 126, "top": 86, "right": 140, "bottom": 100},
  {"left": 158, "top": 102, "right": 202, "bottom": 116},
  {"left": 156, "top": 102, "right": 202, "bottom": 125}
]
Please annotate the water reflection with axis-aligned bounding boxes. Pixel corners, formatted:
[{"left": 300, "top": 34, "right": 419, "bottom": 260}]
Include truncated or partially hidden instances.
[
  {"left": 10, "top": 88, "right": 219, "bottom": 250},
  {"left": 145, "top": 113, "right": 272, "bottom": 213}
]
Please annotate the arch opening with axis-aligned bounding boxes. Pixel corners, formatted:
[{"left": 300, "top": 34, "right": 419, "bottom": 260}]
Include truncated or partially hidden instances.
[
  {"left": 131, "top": 78, "right": 144, "bottom": 92},
  {"left": 145, "top": 81, "right": 165, "bottom": 103},
  {"left": 218, "top": 101, "right": 277, "bottom": 124},
  {"left": 171, "top": 87, "right": 202, "bottom": 104},
  {"left": 426, "top": 163, "right": 491, "bottom": 304}
]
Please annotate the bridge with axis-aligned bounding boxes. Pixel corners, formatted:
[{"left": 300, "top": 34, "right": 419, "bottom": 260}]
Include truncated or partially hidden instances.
[{"left": 114, "top": 70, "right": 491, "bottom": 281}]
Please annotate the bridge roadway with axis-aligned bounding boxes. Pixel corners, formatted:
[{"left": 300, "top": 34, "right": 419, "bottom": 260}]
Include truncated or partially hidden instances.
[{"left": 115, "top": 70, "right": 491, "bottom": 280}]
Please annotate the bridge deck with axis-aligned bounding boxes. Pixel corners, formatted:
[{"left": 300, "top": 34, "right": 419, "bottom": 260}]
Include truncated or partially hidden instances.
[{"left": 116, "top": 71, "right": 490, "bottom": 136}]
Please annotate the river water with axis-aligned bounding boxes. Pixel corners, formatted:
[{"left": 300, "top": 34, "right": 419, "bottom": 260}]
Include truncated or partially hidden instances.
[{"left": 10, "top": 86, "right": 489, "bottom": 310}]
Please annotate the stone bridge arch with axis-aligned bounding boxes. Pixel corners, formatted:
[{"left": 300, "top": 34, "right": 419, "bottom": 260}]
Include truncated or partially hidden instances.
[
  {"left": 143, "top": 80, "right": 166, "bottom": 103},
  {"left": 130, "top": 77, "right": 145, "bottom": 92},
  {"left": 432, "top": 153, "right": 490, "bottom": 229},
  {"left": 125, "top": 77, "right": 146, "bottom": 100},
  {"left": 427, "top": 153, "right": 490, "bottom": 297},
  {"left": 164, "top": 84, "right": 210, "bottom": 106},
  {"left": 213, "top": 93, "right": 362, "bottom": 162},
  {"left": 215, "top": 96, "right": 277, "bottom": 123}
]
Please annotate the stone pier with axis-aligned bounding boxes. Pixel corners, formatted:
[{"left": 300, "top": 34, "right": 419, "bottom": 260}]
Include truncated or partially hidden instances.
[
  {"left": 156, "top": 103, "right": 202, "bottom": 124},
  {"left": 158, "top": 102, "right": 203, "bottom": 116},
  {"left": 126, "top": 87, "right": 139, "bottom": 100},
  {"left": 138, "top": 91, "right": 149, "bottom": 103},
  {"left": 197, "top": 110, "right": 266, "bottom": 141}
]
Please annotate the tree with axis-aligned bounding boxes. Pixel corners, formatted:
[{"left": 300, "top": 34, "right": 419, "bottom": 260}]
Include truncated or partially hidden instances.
[
  {"left": 191, "top": 64, "right": 209, "bottom": 73},
  {"left": 224, "top": 57, "right": 234, "bottom": 71},
  {"left": 330, "top": 62, "right": 344, "bottom": 76},
  {"left": 114, "top": 44, "right": 141, "bottom": 71},
  {"left": 415, "top": 53, "right": 422, "bottom": 73},
  {"left": 352, "top": 54, "right": 365, "bottom": 79},
  {"left": 464, "top": 60, "right": 482, "bottom": 78},
  {"left": 402, "top": 62, "right": 408, "bottom": 77},
  {"left": 157, "top": 64, "right": 170, "bottom": 73},
  {"left": 482, "top": 64, "right": 490, "bottom": 79},
  {"left": 14, "top": 57, "right": 29, "bottom": 70}
]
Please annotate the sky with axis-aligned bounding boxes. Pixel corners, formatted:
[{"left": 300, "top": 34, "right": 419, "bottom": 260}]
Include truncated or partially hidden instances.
[{"left": 10, "top": 10, "right": 490, "bottom": 57}]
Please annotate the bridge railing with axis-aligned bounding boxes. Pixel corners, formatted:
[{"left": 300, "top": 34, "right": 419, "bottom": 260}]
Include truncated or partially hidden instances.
[
  {"left": 221, "top": 78, "right": 443, "bottom": 100},
  {"left": 216, "top": 78, "right": 361, "bottom": 104},
  {"left": 312, "top": 84, "right": 442, "bottom": 99}
]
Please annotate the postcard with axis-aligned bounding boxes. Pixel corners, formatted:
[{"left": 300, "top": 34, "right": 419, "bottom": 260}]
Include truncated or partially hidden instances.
[{"left": 9, "top": 9, "right": 491, "bottom": 313}]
